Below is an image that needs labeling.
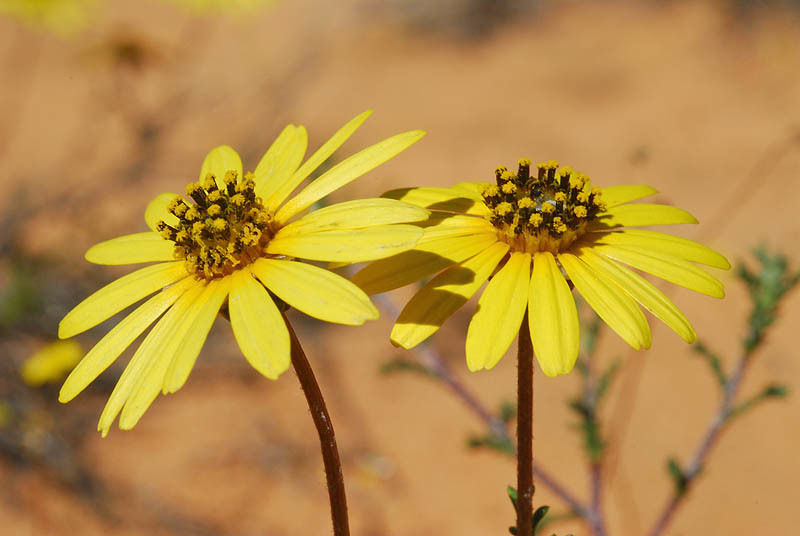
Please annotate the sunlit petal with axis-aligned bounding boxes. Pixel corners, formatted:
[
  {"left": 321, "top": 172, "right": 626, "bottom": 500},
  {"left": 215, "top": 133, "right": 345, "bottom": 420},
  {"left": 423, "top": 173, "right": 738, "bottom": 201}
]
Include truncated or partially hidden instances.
[
  {"left": 466, "top": 252, "right": 530, "bottom": 371},
  {"left": 85, "top": 232, "right": 175, "bottom": 265},
  {"left": 560, "top": 253, "right": 652, "bottom": 350},
  {"left": 577, "top": 247, "right": 695, "bottom": 343},
  {"left": 275, "top": 129, "right": 425, "bottom": 223},
  {"left": 229, "top": 269, "right": 290, "bottom": 379},
  {"left": 391, "top": 242, "right": 509, "bottom": 349},
  {"left": 252, "top": 258, "right": 378, "bottom": 325},
  {"left": 528, "top": 252, "right": 580, "bottom": 377},
  {"left": 59, "top": 262, "right": 187, "bottom": 339}
]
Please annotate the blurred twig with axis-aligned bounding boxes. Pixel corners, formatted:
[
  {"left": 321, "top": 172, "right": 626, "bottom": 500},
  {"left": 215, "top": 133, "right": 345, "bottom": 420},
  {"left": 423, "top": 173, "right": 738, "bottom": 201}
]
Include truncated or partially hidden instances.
[{"left": 647, "top": 248, "right": 797, "bottom": 536}]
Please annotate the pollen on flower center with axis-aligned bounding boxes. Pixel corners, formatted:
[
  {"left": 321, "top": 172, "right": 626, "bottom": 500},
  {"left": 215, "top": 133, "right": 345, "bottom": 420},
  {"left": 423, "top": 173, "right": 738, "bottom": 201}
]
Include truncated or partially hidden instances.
[
  {"left": 157, "top": 170, "right": 275, "bottom": 280},
  {"left": 480, "top": 159, "right": 606, "bottom": 254}
]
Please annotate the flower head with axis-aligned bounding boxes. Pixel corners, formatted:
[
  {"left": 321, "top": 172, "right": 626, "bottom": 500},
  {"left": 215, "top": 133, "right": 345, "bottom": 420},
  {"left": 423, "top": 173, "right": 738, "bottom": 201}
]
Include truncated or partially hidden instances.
[
  {"left": 59, "top": 111, "right": 426, "bottom": 435},
  {"left": 353, "top": 159, "right": 729, "bottom": 377}
]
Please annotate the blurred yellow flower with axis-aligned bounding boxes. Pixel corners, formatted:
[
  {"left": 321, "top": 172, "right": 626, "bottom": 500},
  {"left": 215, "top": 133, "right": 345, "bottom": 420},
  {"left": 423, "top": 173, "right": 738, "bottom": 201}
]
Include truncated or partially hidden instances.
[
  {"left": 353, "top": 159, "right": 729, "bottom": 377},
  {"left": 21, "top": 340, "right": 83, "bottom": 387},
  {"left": 160, "top": 0, "right": 275, "bottom": 14},
  {"left": 58, "top": 111, "right": 426, "bottom": 435},
  {"left": 0, "top": 0, "right": 97, "bottom": 35}
]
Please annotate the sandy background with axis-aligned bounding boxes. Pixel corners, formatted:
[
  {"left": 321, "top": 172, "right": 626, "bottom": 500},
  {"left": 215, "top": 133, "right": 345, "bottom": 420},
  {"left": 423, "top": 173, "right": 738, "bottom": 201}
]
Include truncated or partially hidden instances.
[{"left": 0, "top": 0, "right": 799, "bottom": 534}]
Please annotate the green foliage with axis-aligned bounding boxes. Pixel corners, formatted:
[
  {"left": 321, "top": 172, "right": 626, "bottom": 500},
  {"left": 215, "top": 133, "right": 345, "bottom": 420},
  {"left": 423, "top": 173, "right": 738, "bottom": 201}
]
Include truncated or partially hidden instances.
[
  {"left": 727, "top": 383, "right": 789, "bottom": 421},
  {"left": 737, "top": 247, "right": 800, "bottom": 353},
  {"left": 467, "top": 401, "right": 516, "bottom": 454},
  {"left": 666, "top": 458, "right": 690, "bottom": 497},
  {"left": 569, "top": 359, "right": 620, "bottom": 463},
  {"left": 0, "top": 262, "right": 43, "bottom": 330},
  {"left": 692, "top": 341, "right": 727, "bottom": 386},
  {"left": 467, "top": 433, "right": 515, "bottom": 454},
  {"left": 506, "top": 486, "right": 551, "bottom": 535},
  {"left": 499, "top": 400, "right": 517, "bottom": 423}
]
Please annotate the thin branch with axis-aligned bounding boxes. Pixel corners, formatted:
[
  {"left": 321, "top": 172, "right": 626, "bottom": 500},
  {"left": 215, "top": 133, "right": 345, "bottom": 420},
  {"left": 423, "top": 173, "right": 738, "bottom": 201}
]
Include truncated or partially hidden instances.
[
  {"left": 373, "top": 294, "right": 589, "bottom": 518},
  {"left": 646, "top": 355, "right": 749, "bottom": 536}
]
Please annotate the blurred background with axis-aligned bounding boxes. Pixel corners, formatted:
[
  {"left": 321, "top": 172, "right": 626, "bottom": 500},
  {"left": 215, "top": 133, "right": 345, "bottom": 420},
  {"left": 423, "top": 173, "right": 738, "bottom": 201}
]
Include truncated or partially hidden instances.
[{"left": 0, "top": 0, "right": 799, "bottom": 534}]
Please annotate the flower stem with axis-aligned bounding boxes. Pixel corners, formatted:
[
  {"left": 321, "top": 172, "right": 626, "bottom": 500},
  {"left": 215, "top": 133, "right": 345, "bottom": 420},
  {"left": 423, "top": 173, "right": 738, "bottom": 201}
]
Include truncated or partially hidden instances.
[
  {"left": 284, "top": 314, "right": 350, "bottom": 536},
  {"left": 517, "top": 311, "right": 535, "bottom": 536}
]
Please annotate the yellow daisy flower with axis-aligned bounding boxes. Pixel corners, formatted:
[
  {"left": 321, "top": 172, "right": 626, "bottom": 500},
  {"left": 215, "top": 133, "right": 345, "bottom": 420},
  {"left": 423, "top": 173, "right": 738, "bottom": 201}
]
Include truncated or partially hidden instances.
[
  {"left": 58, "top": 111, "right": 426, "bottom": 435},
  {"left": 353, "top": 159, "right": 729, "bottom": 377}
]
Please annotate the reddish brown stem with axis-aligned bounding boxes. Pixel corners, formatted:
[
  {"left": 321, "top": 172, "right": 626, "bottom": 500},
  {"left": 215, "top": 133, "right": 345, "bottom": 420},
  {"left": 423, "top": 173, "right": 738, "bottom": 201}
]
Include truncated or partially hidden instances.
[
  {"left": 284, "top": 315, "right": 350, "bottom": 536},
  {"left": 517, "top": 311, "right": 535, "bottom": 536}
]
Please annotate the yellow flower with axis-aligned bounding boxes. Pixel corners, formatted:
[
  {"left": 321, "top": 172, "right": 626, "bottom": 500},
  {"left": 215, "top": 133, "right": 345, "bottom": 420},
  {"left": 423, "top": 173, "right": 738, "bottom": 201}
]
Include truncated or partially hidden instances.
[
  {"left": 160, "top": 0, "right": 275, "bottom": 14},
  {"left": 21, "top": 340, "right": 83, "bottom": 387},
  {"left": 58, "top": 111, "right": 426, "bottom": 435},
  {"left": 353, "top": 159, "right": 729, "bottom": 377},
  {"left": 0, "top": 0, "right": 97, "bottom": 35}
]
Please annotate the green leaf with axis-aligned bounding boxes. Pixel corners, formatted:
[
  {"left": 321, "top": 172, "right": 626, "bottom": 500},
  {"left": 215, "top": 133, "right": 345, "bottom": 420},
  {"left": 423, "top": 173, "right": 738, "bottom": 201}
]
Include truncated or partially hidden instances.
[
  {"left": 468, "top": 433, "right": 515, "bottom": 455},
  {"left": 727, "top": 383, "right": 790, "bottom": 421},
  {"left": 692, "top": 341, "right": 726, "bottom": 387},
  {"left": 532, "top": 505, "right": 550, "bottom": 531},
  {"left": 738, "top": 247, "right": 800, "bottom": 353},
  {"left": 595, "top": 360, "right": 621, "bottom": 403},
  {"left": 499, "top": 400, "right": 517, "bottom": 423},
  {"left": 667, "top": 457, "right": 689, "bottom": 497}
]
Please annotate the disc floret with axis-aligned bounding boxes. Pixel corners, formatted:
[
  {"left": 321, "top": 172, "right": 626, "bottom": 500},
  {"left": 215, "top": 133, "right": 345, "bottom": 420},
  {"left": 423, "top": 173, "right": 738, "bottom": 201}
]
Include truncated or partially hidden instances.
[
  {"left": 157, "top": 171, "right": 275, "bottom": 280},
  {"left": 480, "top": 159, "right": 606, "bottom": 253}
]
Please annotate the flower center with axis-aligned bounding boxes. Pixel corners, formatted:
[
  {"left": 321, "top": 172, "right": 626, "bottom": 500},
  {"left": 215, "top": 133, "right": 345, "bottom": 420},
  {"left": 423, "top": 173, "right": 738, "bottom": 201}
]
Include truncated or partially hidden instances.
[
  {"left": 157, "top": 171, "right": 275, "bottom": 280},
  {"left": 480, "top": 159, "right": 606, "bottom": 254}
]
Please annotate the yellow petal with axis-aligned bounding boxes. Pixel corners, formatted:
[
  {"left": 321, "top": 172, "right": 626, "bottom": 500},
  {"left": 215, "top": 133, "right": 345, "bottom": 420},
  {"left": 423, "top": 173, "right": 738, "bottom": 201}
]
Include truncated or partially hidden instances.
[
  {"left": 278, "top": 198, "right": 429, "bottom": 236},
  {"left": 594, "top": 244, "right": 725, "bottom": 298},
  {"left": 252, "top": 258, "right": 378, "bottom": 325},
  {"left": 85, "top": 232, "right": 175, "bottom": 265},
  {"left": 229, "top": 269, "right": 290, "bottom": 379},
  {"left": 383, "top": 186, "right": 490, "bottom": 216},
  {"left": 119, "top": 283, "right": 213, "bottom": 431},
  {"left": 262, "top": 111, "right": 372, "bottom": 211},
  {"left": 97, "top": 282, "right": 203, "bottom": 436},
  {"left": 451, "top": 182, "right": 485, "bottom": 199},
  {"left": 417, "top": 213, "right": 497, "bottom": 234},
  {"left": 599, "top": 185, "right": 658, "bottom": 208},
  {"left": 144, "top": 192, "right": 180, "bottom": 232},
  {"left": 275, "top": 129, "right": 425, "bottom": 224},
  {"left": 162, "top": 277, "right": 231, "bottom": 394},
  {"left": 268, "top": 224, "right": 424, "bottom": 263},
  {"left": 528, "top": 252, "right": 580, "bottom": 377},
  {"left": 593, "top": 229, "right": 730, "bottom": 269},
  {"left": 466, "top": 252, "right": 531, "bottom": 371},
  {"left": 199, "top": 145, "right": 243, "bottom": 189},
  {"left": 591, "top": 204, "right": 698, "bottom": 229},
  {"left": 576, "top": 247, "right": 696, "bottom": 343},
  {"left": 391, "top": 241, "right": 509, "bottom": 349},
  {"left": 351, "top": 230, "right": 499, "bottom": 295},
  {"left": 559, "top": 253, "right": 652, "bottom": 350},
  {"left": 255, "top": 124, "right": 308, "bottom": 205},
  {"left": 59, "top": 262, "right": 188, "bottom": 339},
  {"left": 59, "top": 277, "right": 195, "bottom": 403}
]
